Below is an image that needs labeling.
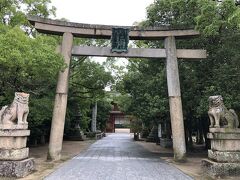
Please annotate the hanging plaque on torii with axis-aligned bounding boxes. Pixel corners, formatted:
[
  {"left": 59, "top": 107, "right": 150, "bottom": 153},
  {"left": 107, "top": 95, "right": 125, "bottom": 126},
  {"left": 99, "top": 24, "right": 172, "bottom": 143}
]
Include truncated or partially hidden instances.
[{"left": 111, "top": 28, "right": 129, "bottom": 53}]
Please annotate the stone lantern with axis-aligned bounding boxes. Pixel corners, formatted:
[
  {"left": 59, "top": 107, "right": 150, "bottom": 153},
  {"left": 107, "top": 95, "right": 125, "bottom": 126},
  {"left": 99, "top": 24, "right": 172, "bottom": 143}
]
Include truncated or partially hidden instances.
[{"left": 66, "top": 110, "right": 85, "bottom": 141}]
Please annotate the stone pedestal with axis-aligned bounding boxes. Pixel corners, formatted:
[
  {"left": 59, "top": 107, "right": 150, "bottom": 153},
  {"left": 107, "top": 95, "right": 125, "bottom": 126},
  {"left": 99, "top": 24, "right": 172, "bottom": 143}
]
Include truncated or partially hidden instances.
[
  {"left": 159, "top": 138, "right": 173, "bottom": 148},
  {"left": 0, "top": 158, "right": 35, "bottom": 177},
  {"left": 140, "top": 127, "right": 149, "bottom": 138},
  {"left": 146, "top": 125, "right": 159, "bottom": 142},
  {"left": 65, "top": 131, "right": 86, "bottom": 141},
  {"left": 202, "top": 128, "right": 240, "bottom": 177},
  {"left": 0, "top": 125, "right": 35, "bottom": 178}
]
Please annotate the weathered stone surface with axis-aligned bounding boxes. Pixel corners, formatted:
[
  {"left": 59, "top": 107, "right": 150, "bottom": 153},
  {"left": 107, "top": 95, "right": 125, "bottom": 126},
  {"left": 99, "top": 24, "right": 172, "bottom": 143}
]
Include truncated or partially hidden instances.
[
  {"left": 168, "top": 97, "right": 186, "bottom": 161},
  {"left": 159, "top": 138, "right": 173, "bottom": 148},
  {"left": 202, "top": 159, "right": 240, "bottom": 177},
  {"left": 91, "top": 102, "right": 97, "bottom": 132},
  {"left": 208, "top": 150, "right": 240, "bottom": 163},
  {"left": 28, "top": 16, "right": 201, "bottom": 40},
  {"left": 0, "top": 92, "right": 29, "bottom": 125},
  {"left": 0, "top": 93, "right": 33, "bottom": 178},
  {"left": 208, "top": 95, "right": 239, "bottom": 129},
  {"left": 165, "top": 36, "right": 186, "bottom": 162},
  {"left": 203, "top": 129, "right": 240, "bottom": 177},
  {"left": 0, "top": 136, "right": 27, "bottom": 149},
  {"left": 64, "top": 130, "right": 86, "bottom": 141},
  {"left": 209, "top": 128, "right": 240, "bottom": 133},
  {"left": 0, "top": 148, "right": 29, "bottom": 161},
  {"left": 48, "top": 32, "right": 73, "bottom": 161},
  {"left": 210, "top": 139, "right": 240, "bottom": 151},
  {"left": 0, "top": 129, "right": 30, "bottom": 136},
  {"left": 207, "top": 131, "right": 240, "bottom": 151},
  {"left": 0, "top": 124, "right": 28, "bottom": 130},
  {"left": 146, "top": 125, "right": 158, "bottom": 142},
  {"left": 0, "top": 158, "right": 35, "bottom": 178},
  {"left": 208, "top": 132, "right": 240, "bottom": 140},
  {"left": 72, "top": 46, "right": 207, "bottom": 59}
]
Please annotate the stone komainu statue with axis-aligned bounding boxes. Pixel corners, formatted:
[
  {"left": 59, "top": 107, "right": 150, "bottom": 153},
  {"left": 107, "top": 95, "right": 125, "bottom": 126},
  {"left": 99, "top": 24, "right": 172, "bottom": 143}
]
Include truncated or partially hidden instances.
[
  {"left": 208, "top": 95, "right": 239, "bottom": 128},
  {"left": 0, "top": 92, "right": 29, "bottom": 125}
]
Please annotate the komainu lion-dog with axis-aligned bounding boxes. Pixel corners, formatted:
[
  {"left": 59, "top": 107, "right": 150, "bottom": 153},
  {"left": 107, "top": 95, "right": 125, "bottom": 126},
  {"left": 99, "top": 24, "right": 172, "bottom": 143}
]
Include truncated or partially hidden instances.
[
  {"left": 208, "top": 95, "right": 239, "bottom": 128},
  {"left": 0, "top": 92, "right": 29, "bottom": 125}
]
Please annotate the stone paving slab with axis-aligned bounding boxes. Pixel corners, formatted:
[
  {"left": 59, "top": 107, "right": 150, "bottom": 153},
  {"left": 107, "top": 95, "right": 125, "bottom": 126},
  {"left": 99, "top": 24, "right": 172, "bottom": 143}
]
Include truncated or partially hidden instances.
[{"left": 45, "top": 133, "right": 193, "bottom": 180}]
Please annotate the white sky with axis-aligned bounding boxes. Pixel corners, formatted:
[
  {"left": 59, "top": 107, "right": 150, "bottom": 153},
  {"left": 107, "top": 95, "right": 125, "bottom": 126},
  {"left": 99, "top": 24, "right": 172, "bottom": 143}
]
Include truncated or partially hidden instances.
[{"left": 51, "top": 0, "right": 154, "bottom": 26}]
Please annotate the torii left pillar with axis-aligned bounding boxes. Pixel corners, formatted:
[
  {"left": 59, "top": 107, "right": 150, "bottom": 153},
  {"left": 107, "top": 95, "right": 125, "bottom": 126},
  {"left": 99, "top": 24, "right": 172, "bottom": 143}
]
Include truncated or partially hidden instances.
[
  {"left": 165, "top": 36, "right": 186, "bottom": 161},
  {"left": 47, "top": 32, "right": 73, "bottom": 161}
]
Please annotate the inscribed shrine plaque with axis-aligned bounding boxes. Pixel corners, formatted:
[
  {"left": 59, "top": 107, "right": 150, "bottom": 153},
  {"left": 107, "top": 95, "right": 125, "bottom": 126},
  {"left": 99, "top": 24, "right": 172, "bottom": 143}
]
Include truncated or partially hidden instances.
[{"left": 111, "top": 28, "right": 129, "bottom": 53}]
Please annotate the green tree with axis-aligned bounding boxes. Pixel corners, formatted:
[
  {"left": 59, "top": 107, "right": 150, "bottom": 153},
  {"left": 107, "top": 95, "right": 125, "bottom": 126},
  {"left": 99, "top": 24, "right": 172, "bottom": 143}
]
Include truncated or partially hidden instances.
[
  {"left": 118, "top": 0, "right": 240, "bottom": 148},
  {"left": 0, "top": 0, "right": 56, "bottom": 27},
  {"left": 0, "top": 24, "right": 64, "bottom": 144},
  {"left": 0, "top": 0, "right": 115, "bottom": 143},
  {"left": 0, "top": 0, "right": 62, "bottom": 144},
  {"left": 64, "top": 56, "right": 114, "bottom": 134}
]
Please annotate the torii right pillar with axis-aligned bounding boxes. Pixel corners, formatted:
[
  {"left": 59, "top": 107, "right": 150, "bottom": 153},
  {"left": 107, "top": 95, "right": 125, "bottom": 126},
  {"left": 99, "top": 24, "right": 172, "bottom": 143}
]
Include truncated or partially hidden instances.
[{"left": 165, "top": 36, "right": 186, "bottom": 162}]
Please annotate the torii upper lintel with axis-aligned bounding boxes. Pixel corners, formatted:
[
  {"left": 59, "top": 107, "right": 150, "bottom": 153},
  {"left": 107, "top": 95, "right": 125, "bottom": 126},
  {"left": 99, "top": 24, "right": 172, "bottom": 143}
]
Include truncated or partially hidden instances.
[{"left": 28, "top": 16, "right": 200, "bottom": 40}]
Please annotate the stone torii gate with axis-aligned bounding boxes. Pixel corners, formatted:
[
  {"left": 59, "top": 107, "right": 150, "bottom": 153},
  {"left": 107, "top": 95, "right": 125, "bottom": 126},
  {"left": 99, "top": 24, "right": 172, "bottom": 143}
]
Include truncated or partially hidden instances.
[{"left": 28, "top": 16, "right": 206, "bottom": 162}]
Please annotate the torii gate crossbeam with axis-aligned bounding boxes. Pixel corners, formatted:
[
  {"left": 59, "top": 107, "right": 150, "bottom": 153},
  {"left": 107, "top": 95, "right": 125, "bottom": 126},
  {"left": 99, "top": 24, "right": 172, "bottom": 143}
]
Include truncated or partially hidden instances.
[
  {"left": 71, "top": 46, "right": 206, "bottom": 59},
  {"left": 28, "top": 16, "right": 207, "bottom": 162}
]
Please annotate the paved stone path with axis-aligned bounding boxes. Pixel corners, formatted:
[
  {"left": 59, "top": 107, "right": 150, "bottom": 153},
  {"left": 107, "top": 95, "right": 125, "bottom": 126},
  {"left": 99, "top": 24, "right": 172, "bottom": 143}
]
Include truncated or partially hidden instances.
[{"left": 45, "top": 133, "right": 193, "bottom": 180}]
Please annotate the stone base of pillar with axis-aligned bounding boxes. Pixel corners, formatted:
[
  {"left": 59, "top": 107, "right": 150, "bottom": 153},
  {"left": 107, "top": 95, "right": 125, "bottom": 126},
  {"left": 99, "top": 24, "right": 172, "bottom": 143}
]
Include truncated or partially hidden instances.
[
  {"left": 202, "top": 159, "right": 240, "bottom": 177},
  {"left": 0, "top": 158, "right": 35, "bottom": 178},
  {"left": 64, "top": 131, "right": 86, "bottom": 141},
  {"left": 146, "top": 125, "right": 158, "bottom": 142},
  {"left": 159, "top": 138, "right": 173, "bottom": 148},
  {"left": 140, "top": 128, "right": 150, "bottom": 138}
]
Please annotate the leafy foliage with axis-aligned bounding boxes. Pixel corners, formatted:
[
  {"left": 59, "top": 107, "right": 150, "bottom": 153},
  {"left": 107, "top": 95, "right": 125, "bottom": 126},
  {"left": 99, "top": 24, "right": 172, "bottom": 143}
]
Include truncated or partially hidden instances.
[
  {"left": 0, "top": 0, "right": 115, "bottom": 143},
  {"left": 0, "top": 25, "right": 64, "bottom": 93},
  {"left": 65, "top": 57, "right": 114, "bottom": 134},
  {"left": 0, "top": 0, "right": 56, "bottom": 26},
  {"left": 117, "top": 0, "right": 240, "bottom": 148}
]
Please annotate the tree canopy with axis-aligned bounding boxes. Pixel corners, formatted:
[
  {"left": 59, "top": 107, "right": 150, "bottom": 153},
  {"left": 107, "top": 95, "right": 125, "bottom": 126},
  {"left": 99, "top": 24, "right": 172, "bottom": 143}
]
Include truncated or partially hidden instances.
[
  {"left": 115, "top": 0, "right": 240, "bottom": 148},
  {"left": 0, "top": 0, "right": 114, "bottom": 143}
]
